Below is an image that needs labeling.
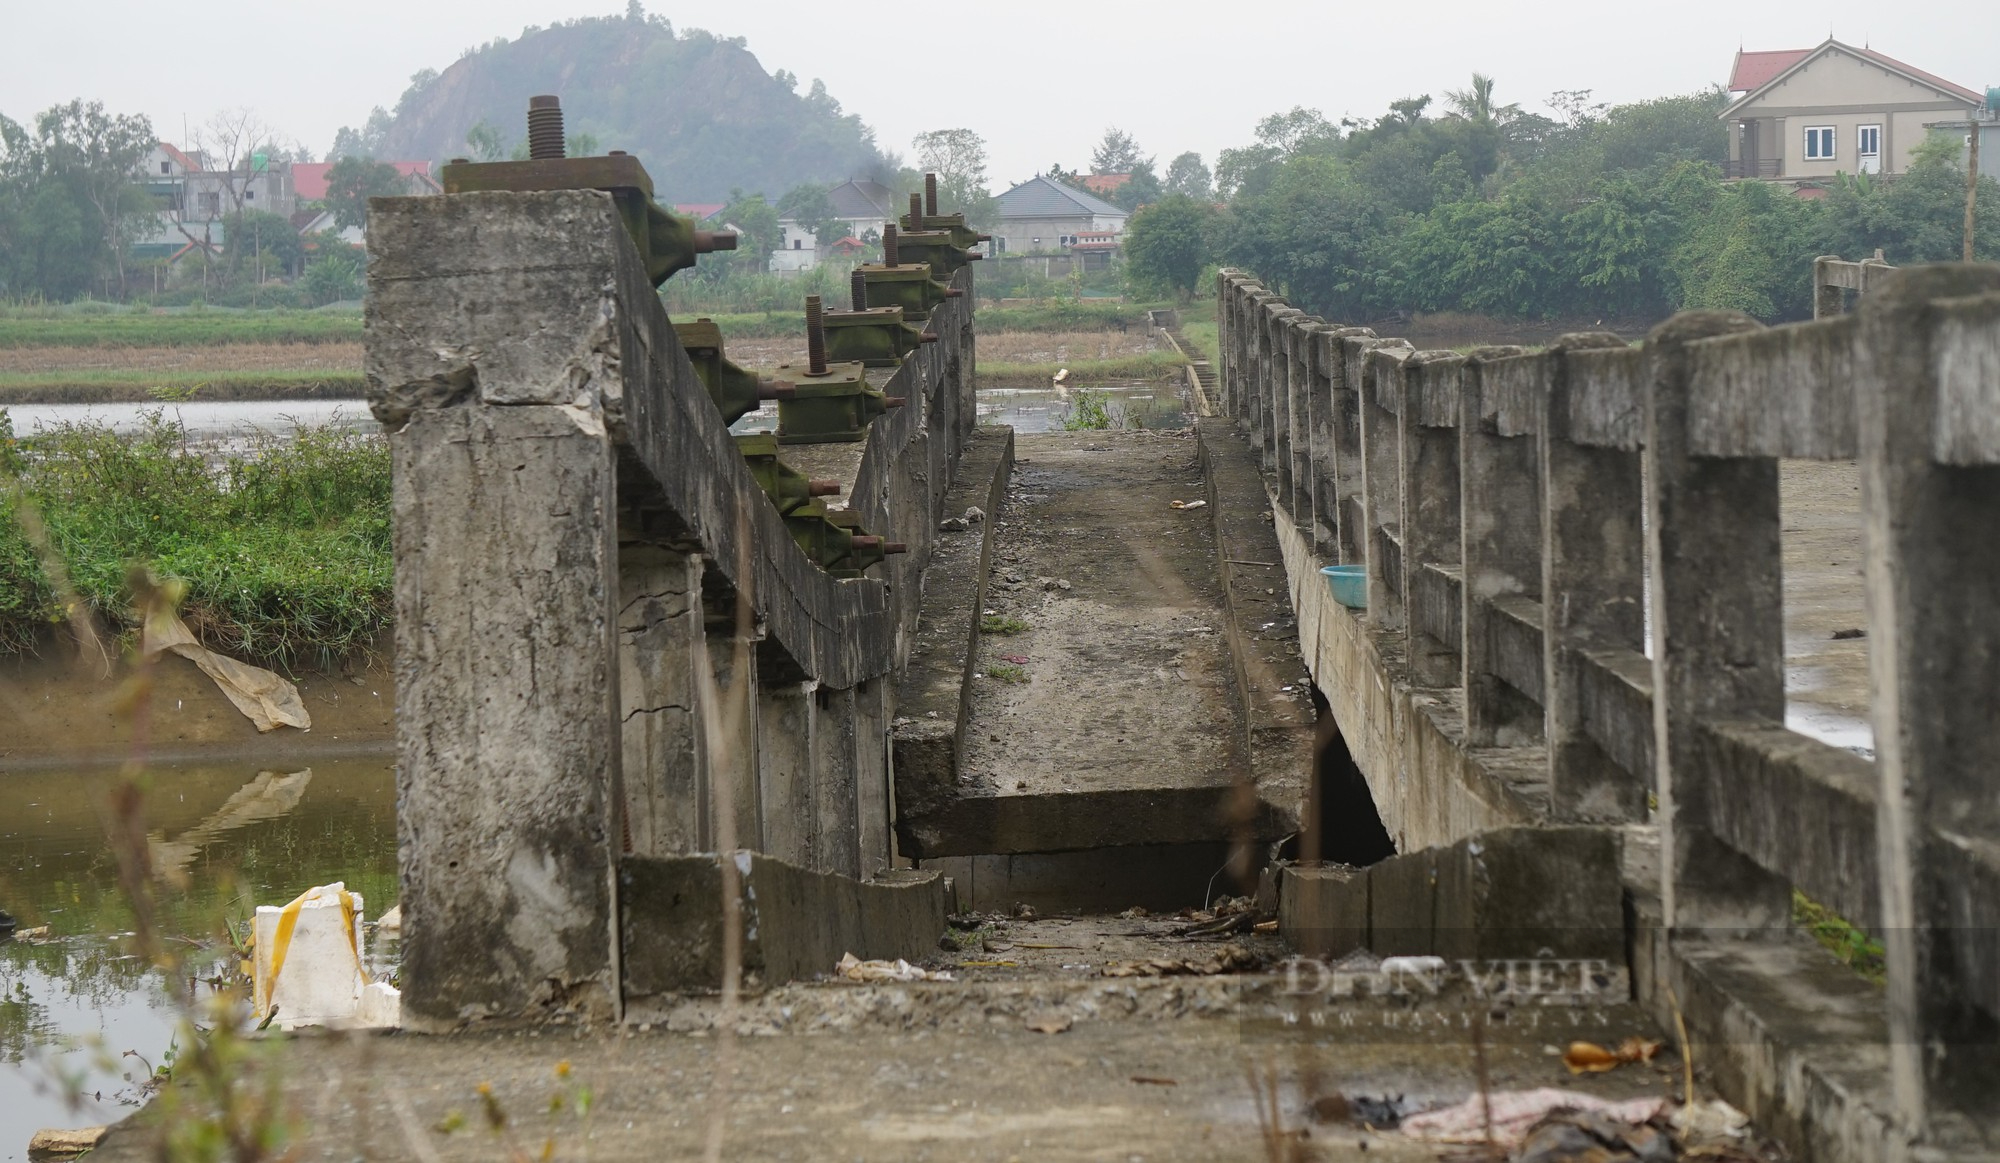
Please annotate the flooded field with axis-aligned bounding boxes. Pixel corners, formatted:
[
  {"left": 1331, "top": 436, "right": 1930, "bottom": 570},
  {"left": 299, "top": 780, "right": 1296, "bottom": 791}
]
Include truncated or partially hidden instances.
[
  {"left": 976, "top": 381, "right": 1187, "bottom": 433},
  {"left": 0, "top": 757, "right": 396, "bottom": 1144},
  {"left": 1, "top": 399, "right": 377, "bottom": 439}
]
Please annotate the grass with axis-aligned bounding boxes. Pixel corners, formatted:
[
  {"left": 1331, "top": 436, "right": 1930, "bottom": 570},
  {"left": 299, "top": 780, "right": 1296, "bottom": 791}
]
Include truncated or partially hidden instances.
[
  {"left": 979, "top": 614, "right": 1029, "bottom": 635},
  {"left": 987, "top": 663, "right": 1028, "bottom": 684},
  {"left": 0, "top": 407, "right": 390, "bottom": 667},
  {"left": 0, "top": 310, "right": 362, "bottom": 349},
  {"left": 980, "top": 351, "right": 1187, "bottom": 386},
  {"left": 0, "top": 369, "right": 366, "bottom": 404},
  {"left": 1060, "top": 388, "right": 1116, "bottom": 431},
  {"left": 1178, "top": 319, "right": 1220, "bottom": 366},
  {"left": 1793, "top": 889, "right": 1886, "bottom": 984}
]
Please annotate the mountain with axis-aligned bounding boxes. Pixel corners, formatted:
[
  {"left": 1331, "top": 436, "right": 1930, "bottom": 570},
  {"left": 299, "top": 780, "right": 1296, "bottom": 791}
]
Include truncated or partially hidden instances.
[{"left": 331, "top": 12, "right": 891, "bottom": 202}]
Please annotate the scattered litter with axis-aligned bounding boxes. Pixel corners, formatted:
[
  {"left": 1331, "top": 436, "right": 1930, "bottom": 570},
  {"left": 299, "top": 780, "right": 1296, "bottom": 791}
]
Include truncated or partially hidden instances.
[
  {"left": 1103, "top": 943, "right": 1257, "bottom": 977},
  {"left": 1669, "top": 1098, "right": 1750, "bottom": 1143},
  {"left": 1310, "top": 1093, "right": 1412, "bottom": 1129},
  {"left": 1024, "top": 1013, "right": 1073, "bottom": 1034},
  {"left": 939, "top": 516, "right": 969, "bottom": 532},
  {"left": 1000, "top": 654, "right": 1029, "bottom": 665},
  {"left": 1514, "top": 1108, "right": 1673, "bottom": 1163},
  {"left": 1169, "top": 499, "right": 1208, "bottom": 510},
  {"left": 1562, "top": 1036, "right": 1664, "bottom": 1074},
  {"left": 1118, "top": 906, "right": 1150, "bottom": 919},
  {"left": 963, "top": 507, "right": 985, "bottom": 524},
  {"left": 12, "top": 925, "right": 52, "bottom": 943},
  {"left": 957, "top": 960, "right": 1019, "bottom": 968},
  {"left": 834, "top": 952, "right": 953, "bottom": 983},
  {"left": 252, "top": 883, "right": 397, "bottom": 1029},
  {"left": 1041, "top": 577, "right": 1071, "bottom": 591},
  {"left": 1401, "top": 1089, "right": 1666, "bottom": 1146},
  {"left": 373, "top": 904, "right": 401, "bottom": 932},
  {"left": 1012, "top": 903, "right": 1039, "bottom": 920},
  {"left": 144, "top": 612, "right": 310, "bottom": 733},
  {"left": 26, "top": 1126, "right": 106, "bottom": 1159},
  {"left": 1131, "top": 1075, "right": 1178, "bottom": 1087},
  {"left": 1831, "top": 627, "right": 1865, "bottom": 640},
  {"left": 1252, "top": 919, "right": 1279, "bottom": 934}
]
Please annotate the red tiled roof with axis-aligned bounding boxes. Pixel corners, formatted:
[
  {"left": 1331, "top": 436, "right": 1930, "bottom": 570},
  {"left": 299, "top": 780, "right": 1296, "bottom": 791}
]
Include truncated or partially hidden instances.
[
  {"left": 293, "top": 161, "right": 437, "bottom": 202},
  {"left": 1729, "top": 49, "right": 1810, "bottom": 92},
  {"left": 1730, "top": 42, "right": 1982, "bottom": 104},
  {"left": 674, "top": 203, "right": 726, "bottom": 220},
  {"left": 158, "top": 142, "right": 202, "bottom": 172},
  {"left": 1080, "top": 173, "right": 1130, "bottom": 194}
]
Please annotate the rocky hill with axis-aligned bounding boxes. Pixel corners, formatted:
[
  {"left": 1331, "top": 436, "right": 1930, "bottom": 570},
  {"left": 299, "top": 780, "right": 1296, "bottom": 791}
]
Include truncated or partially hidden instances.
[{"left": 331, "top": 12, "right": 890, "bottom": 202}]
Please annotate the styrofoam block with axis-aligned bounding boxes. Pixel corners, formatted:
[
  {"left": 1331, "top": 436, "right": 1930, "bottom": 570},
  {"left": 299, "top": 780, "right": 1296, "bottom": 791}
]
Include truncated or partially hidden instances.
[{"left": 252, "top": 883, "right": 366, "bottom": 1029}]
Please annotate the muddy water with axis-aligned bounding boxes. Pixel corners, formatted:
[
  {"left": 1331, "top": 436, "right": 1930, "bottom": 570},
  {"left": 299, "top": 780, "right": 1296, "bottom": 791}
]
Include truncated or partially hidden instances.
[
  {"left": 0, "top": 757, "right": 396, "bottom": 1145},
  {"left": 977, "top": 382, "right": 1187, "bottom": 433}
]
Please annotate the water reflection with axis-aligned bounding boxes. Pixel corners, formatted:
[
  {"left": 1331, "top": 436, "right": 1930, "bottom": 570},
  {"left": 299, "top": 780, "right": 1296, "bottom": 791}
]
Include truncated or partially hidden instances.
[
  {"left": 0, "top": 757, "right": 396, "bottom": 1145},
  {"left": 2, "top": 400, "right": 376, "bottom": 441},
  {"left": 977, "top": 382, "right": 1188, "bottom": 434}
]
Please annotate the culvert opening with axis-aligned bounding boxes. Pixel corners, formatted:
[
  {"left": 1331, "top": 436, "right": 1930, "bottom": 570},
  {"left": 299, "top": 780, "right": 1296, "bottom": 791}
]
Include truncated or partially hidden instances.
[{"left": 1300, "top": 684, "right": 1396, "bottom": 866}]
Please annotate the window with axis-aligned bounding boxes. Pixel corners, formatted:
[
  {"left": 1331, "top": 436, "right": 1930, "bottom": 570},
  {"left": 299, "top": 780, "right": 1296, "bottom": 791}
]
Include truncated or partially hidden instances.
[
  {"left": 1858, "top": 125, "right": 1881, "bottom": 156},
  {"left": 160, "top": 161, "right": 171, "bottom": 175},
  {"left": 245, "top": 189, "right": 255, "bottom": 201},
  {"left": 792, "top": 239, "right": 801, "bottom": 250},
  {"left": 1804, "top": 126, "right": 1836, "bottom": 160}
]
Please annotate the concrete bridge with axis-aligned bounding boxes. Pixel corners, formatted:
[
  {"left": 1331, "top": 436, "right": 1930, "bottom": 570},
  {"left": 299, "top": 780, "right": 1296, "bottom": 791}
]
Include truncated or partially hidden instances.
[
  {"left": 1218, "top": 265, "right": 2000, "bottom": 1160},
  {"left": 129, "top": 172, "right": 1998, "bottom": 1160}
]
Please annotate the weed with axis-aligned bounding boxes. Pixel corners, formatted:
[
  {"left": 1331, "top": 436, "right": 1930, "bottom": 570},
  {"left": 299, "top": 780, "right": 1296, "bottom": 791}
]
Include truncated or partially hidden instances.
[
  {"left": 979, "top": 615, "right": 1029, "bottom": 635},
  {"left": 0, "top": 310, "right": 361, "bottom": 349},
  {"left": 0, "top": 408, "right": 391, "bottom": 666},
  {"left": 988, "top": 663, "right": 1028, "bottom": 684},
  {"left": 1060, "top": 389, "right": 1115, "bottom": 431},
  {"left": 1793, "top": 890, "right": 1886, "bottom": 983}
]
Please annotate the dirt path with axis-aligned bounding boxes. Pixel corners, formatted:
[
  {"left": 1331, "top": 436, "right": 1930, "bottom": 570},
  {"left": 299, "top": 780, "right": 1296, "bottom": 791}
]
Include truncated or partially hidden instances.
[{"left": 1780, "top": 460, "right": 1869, "bottom": 736}]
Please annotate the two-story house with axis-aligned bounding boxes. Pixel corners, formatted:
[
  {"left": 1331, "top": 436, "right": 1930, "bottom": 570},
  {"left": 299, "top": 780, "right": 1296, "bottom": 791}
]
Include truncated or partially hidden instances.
[
  {"left": 773, "top": 179, "right": 898, "bottom": 273},
  {"left": 1722, "top": 39, "right": 1985, "bottom": 179}
]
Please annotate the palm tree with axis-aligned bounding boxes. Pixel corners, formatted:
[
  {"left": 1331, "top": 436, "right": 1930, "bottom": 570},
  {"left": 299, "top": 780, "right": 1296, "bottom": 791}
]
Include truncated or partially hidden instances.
[{"left": 1444, "top": 74, "right": 1521, "bottom": 127}]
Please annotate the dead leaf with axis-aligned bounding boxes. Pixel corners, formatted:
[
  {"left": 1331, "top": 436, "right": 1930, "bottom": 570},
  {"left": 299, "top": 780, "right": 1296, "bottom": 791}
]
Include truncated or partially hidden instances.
[
  {"left": 1025, "top": 1014, "right": 1073, "bottom": 1034},
  {"left": 1561, "top": 1036, "right": 1664, "bottom": 1074},
  {"left": 1252, "top": 919, "right": 1279, "bottom": 933},
  {"left": 1130, "top": 1075, "right": 1178, "bottom": 1086}
]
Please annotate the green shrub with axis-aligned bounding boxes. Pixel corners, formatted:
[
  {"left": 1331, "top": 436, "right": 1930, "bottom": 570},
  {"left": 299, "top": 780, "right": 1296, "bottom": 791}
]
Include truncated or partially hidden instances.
[{"left": 0, "top": 408, "right": 390, "bottom": 667}]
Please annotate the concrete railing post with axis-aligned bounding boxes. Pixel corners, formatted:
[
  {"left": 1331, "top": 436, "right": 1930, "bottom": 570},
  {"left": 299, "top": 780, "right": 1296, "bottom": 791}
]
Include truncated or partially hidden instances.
[
  {"left": 1262, "top": 304, "right": 1301, "bottom": 474},
  {"left": 757, "top": 679, "right": 815, "bottom": 865},
  {"left": 1286, "top": 319, "right": 1320, "bottom": 522},
  {"left": 1855, "top": 267, "right": 2000, "bottom": 1128},
  {"left": 1539, "top": 335, "right": 1648, "bottom": 822},
  {"left": 618, "top": 538, "right": 709, "bottom": 855},
  {"left": 704, "top": 626, "right": 762, "bottom": 852},
  {"left": 854, "top": 678, "right": 893, "bottom": 878},
  {"left": 1305, "top": 327, "right": 1338, "bottom": 558},
  {"left": 1457, "top": 346, "right": 1538, "bottom": 745},
  {"left": 1642, "top": 311, "right": 1791, "bottom": 933},
  {"left": 1400, "top": 351, "right": 1465, "bottom": 688},
  {"left": 1334, "top": 335, "right": 1385, "bottom": 564},
  {"left": 812, "top": 686, "right": 861, "bottom": 877},
  {"left": 366, "top": 192, "right": 639, "bottom": 1030},
  {"left": 1360, "top": 347, "right": 1410, "bottom": 629}
]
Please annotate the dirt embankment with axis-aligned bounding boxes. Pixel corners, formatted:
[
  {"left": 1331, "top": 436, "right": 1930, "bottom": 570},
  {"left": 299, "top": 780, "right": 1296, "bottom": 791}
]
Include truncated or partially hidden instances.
[{"left": 0, "top": 639, "right": 394, "bottom": 770}]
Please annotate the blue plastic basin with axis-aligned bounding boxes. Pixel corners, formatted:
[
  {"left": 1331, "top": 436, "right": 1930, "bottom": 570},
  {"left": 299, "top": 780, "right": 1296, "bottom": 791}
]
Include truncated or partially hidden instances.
[{"left": 1320, "top": 565, "right": 1367, "bottom": 610}]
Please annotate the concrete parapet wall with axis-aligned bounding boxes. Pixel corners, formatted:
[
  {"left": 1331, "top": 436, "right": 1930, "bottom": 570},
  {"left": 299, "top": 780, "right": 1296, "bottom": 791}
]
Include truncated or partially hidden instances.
[
  {"left": 1218, "top": 263, "right": 2000, "bottom": 1157},
  {"left": 365, "top": 191, "right": 972, "bottom": 1027}
]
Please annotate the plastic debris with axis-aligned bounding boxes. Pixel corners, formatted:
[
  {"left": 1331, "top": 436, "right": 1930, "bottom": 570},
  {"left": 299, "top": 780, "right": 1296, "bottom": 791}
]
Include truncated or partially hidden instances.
[
  {"left": 1400, "top": 1089, "right": 1666, "bottom": 1145},
  {"left": 1562, "top": 1035, "right": 1664, "bottom": 1074},
  {"left": 252, "top": 882, "right": 398, "bottom": 1029},
  {"left": 1515, "top": 1108, "right": 1673, "bottom": 1162},
  {"left": 834, "top": 952, "right": 954, "bottom": 983},
  {"left": 1102, "top": 943, "right": 1257, "bottom": 977},
  {"left": 143, "top": 612, "right": 310, "bottom": 733},
  {"left": 1169, "top": 499, "right": 1208, "bottom": 510},
  {"left": 1668, "top": 1098, "right": 1751, "bottom": 1143}
]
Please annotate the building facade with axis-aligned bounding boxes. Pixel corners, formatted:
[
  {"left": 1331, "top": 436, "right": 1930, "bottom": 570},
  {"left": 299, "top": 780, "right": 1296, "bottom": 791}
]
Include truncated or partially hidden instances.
[
  {"left": 1722, "top": 40, "right": 1985, "bottom": 180},
  {"left": 988, "top": 176, "right": 1127, "bottom": 256}
]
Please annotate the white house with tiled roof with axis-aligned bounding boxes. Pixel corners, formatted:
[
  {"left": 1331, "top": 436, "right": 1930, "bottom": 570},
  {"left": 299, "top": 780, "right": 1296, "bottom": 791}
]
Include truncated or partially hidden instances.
[
  {"left": 989, "top": 175, "right": 1127, "bottom": 256},
  {"left": 1722, "top": 39, "right": 1984, "bottom": 179}
]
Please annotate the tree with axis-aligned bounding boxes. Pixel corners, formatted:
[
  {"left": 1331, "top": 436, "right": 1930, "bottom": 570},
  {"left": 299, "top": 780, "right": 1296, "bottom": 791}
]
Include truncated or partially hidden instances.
[
  {"left": 777, "top": 181, "right": 841, "bottom": 244},
  {"left": 0, "top": 100, "right": 155, "bottom": 298},
  {"left": 1123, "top": 193, "right": 1217, "bottom": 299},
  {"left": 1091, "top": 128, "right": 1148, "bottom": 175},
  {"left": 195, "top": 109, "right": 280, "bottom": 219},
  {"left": 323, "top": 157, "right": 406, "bottom": 231},
  {"left": 1110, "top": 160, "right": 1162, "bottom": 212},
  {"left": 911, "top": 128, "right": 990, "bottom": 217},
  {"left": 465, "top": 120, "right": 509, "bottom": 161},
  {"left": 1164, "top": 152, "right": 1212, "bottom": 200}
]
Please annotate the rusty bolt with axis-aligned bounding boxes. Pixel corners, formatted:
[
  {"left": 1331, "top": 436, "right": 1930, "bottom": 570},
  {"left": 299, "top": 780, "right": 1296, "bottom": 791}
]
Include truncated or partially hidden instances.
[
  {"left": 805, "top": 295, "right": 828, "bottom": 375},
  {"left": 609, "top": 149, "right": 627, "bottom": 156},
  {"left": 944, "top": 287, "right": 964, "bottom": 298},
  {"left": 883, "top": 396, "right": 908, "bottom": 408},
  {"left": 882, "top": 224, "right": 900, "bottom": 266},
  {"left": 450, "top": 157, "right": 470, "bottom": 165},
  {"left": 852, "top": 535, "right": 883, "bottom": 549},
  {"left": 919, "top": 331, "right": 938, "bottom": 344},
  {"left": 850, "top": 268, "right": 868, "bottom": 311},
  {"left": 884, "top": 541, "right": 909, "bottom": 555},
  {"left": 909, "top": 192, "right": 923, "bottom": 230},
  {"left": 694, "top": 230, "right": 737, "bottom": 253},
  {"left": 808, "top": 480, "right": 842, "bottom": 497},
  {"left": 925, "top": 173, "right": 938, "bottom": 217},
  {"left": 758, "top": 379, "right": 796, "bottom": 401},
  {"left": 527, "top": 95, "right": 565, "bottom": 160}
]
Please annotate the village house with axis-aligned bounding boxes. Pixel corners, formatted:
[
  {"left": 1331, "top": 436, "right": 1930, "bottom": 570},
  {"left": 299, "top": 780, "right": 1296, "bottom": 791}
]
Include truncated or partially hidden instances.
[
  {"left": 772, "top": 179, "right": 897, "bottom": 273},
  {"left": 1721, "top": 39, "right": 1989, "bottom": 180},
  {"left": 987, "top": 175, "right": 1128, "bottom": 257}
]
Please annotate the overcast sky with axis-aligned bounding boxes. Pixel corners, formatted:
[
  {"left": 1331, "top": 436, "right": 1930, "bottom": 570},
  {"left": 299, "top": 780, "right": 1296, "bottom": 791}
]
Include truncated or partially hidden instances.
[{"left": 3, "top": 0, "right": 1995, "bottom": 188}]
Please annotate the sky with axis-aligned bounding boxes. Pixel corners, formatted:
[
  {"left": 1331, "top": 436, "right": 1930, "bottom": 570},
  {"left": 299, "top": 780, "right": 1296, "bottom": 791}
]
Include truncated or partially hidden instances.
[{"left": 2, "top": 0, "right": 1995, "bottom": 188}]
